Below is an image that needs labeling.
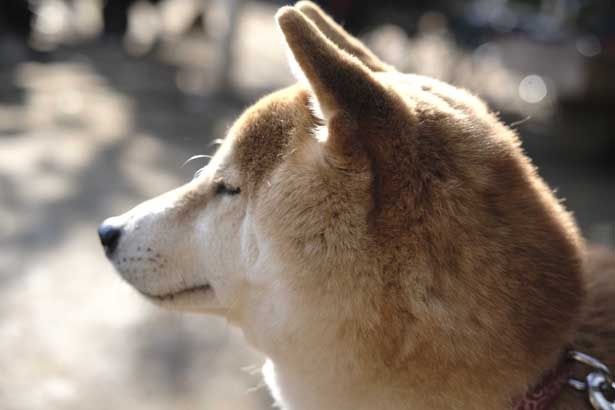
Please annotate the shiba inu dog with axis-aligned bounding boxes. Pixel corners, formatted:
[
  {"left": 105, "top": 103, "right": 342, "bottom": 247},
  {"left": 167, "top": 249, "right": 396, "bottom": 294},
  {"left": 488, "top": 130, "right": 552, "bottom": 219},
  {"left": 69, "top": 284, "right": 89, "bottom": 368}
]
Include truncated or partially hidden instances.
[{"left": 99, "top": 2, "right": 615, "bottom": 409}]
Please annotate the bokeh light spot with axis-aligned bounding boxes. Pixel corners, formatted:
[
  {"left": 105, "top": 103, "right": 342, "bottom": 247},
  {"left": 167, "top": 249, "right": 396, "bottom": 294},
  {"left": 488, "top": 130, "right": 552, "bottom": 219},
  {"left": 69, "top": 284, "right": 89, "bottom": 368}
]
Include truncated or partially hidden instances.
[
  {"left": 519, "top": 75, "right": 547, "bottom": 104},
  {"left": 576, "top": 35, "right": 602, "bottom": 58}
]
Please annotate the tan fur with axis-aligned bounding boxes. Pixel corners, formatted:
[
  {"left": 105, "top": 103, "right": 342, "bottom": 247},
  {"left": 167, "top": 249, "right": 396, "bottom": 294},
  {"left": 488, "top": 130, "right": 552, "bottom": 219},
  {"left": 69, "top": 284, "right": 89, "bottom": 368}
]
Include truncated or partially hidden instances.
[
  {"left": 101, "top": 3, "right": 614, "bottom": 409},
  {"left": 295, "top": 1, "right": 394, "bottom": 72}
]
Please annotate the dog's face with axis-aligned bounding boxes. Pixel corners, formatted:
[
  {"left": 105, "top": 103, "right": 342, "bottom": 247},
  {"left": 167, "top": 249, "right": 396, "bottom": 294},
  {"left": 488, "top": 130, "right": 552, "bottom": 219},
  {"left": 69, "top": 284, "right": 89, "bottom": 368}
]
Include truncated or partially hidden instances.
[
  {"left": 98, "top": 140, "right": 249, "bottom": 316},
  {"left": 100, "top": 3, "right": 583, "bottom": 371},
  {"left": 100, "top": 81, "right": 374, "bottom": 339},
  {"left": 98, "top": 84, "right": 337, "bottom": 321}
]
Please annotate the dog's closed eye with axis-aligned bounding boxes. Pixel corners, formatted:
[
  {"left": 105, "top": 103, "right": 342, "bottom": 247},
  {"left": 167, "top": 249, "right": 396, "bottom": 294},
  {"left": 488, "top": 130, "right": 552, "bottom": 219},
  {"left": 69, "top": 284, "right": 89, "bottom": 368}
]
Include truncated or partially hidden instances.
[{"left": 215, "top": 181, "right": 241, "bottom": 196}]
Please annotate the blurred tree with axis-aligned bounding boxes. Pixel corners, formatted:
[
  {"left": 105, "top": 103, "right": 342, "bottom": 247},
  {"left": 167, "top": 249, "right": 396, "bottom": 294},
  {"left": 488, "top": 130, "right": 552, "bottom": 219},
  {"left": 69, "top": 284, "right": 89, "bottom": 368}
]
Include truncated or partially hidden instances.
[
  {"left": 0, "top": 0, "right": 33, "bottom": 38},
  {"left": 103, "top": 0, "right": 162, "bottom": 37}
]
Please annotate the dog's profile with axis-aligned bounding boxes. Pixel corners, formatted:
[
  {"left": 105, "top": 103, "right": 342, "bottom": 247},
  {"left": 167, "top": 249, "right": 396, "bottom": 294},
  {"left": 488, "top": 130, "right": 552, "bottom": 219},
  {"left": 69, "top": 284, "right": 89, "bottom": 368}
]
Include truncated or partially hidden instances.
[{"left": 99, "top": 2, "right": 614, "bottom": 409}]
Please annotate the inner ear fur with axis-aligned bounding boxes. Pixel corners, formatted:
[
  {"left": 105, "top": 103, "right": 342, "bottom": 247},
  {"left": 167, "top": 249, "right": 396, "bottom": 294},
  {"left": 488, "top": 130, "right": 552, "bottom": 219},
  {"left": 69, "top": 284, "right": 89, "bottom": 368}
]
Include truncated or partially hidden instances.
[{"left": 295, "top": 1, "right": 394, "bottom": 72}]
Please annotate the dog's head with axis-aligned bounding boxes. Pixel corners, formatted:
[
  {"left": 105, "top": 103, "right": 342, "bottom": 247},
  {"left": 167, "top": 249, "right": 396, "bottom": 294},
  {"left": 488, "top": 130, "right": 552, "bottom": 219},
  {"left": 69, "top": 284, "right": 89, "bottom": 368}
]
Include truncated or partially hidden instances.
[{"left": 100, "top": 2, "right": 584, "bottom": 378}]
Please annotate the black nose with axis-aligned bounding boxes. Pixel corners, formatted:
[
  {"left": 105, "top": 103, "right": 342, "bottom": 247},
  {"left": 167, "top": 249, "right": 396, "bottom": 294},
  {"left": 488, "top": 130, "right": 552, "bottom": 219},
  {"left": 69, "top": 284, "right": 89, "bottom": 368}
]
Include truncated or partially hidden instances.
[{"left": 98, "top": 222, "right": 122, "bottom": 255}]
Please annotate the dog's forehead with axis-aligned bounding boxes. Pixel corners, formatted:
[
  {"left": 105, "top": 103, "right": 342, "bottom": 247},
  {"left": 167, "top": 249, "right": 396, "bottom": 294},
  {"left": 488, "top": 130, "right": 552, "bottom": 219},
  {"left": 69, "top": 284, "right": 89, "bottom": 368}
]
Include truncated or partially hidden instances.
[{"left": 227, "top": 84, "right": 313, "bottom": 190}]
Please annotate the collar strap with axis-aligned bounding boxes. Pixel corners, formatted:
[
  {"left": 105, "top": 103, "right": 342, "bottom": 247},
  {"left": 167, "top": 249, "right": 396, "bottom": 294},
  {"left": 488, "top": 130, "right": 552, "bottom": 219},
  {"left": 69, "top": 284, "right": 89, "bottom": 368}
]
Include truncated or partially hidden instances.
[{"left": 513, "top": 354, "right": 574, "bottom": 410}]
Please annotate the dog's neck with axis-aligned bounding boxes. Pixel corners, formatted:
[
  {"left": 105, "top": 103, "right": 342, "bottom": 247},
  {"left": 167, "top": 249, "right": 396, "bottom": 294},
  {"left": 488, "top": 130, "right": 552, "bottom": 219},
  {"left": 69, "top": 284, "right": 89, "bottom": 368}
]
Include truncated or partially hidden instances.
[
  {"left": 242, "top": 272, "right": 573, "bottom": 410},
  {"left": 255, "top": 318, "right": 558, "bottom": 410},
  {"left": 261, "top": 347, "right": 566, "bottom": 410}
]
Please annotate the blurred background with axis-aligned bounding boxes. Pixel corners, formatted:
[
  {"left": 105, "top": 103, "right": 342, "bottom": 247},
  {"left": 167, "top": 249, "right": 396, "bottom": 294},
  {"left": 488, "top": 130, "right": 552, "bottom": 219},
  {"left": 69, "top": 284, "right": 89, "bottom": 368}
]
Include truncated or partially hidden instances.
[{"left": 0, "top": 0, "right": 613, "bottom": 409}]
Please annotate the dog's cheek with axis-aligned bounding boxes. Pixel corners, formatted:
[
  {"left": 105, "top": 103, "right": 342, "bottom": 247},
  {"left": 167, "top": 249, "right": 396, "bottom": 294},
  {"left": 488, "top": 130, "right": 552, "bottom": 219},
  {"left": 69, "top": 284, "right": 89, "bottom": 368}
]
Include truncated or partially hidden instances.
[
  {"left": 256, "top": 168, "right": 369, "bottom": 277},
  {"left": 192, "top": 201, "right": 247, "bottom": 298},
  {"left": 239, "top": 212, "right": 261, "bottom": 270}
]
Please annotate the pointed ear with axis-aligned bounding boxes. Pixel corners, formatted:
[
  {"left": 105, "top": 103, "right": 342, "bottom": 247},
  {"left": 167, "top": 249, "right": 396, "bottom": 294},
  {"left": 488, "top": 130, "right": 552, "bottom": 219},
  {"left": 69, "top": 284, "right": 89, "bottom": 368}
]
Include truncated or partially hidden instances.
[
  {"left": 276, "top": 6, "right": 398, "bottom": 122},
  {"left": 277, "top": 6, "right": 415, "bottom": 218},
  {"left": 295, "top": 1, "right": 394, "bottom": 72}
]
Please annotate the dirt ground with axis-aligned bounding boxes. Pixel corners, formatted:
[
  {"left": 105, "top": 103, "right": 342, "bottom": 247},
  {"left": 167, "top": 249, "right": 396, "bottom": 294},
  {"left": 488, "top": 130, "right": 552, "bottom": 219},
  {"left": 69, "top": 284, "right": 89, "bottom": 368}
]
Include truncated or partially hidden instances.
[{"left": 0, "top": 2, "right": 612, "bottom": 410}]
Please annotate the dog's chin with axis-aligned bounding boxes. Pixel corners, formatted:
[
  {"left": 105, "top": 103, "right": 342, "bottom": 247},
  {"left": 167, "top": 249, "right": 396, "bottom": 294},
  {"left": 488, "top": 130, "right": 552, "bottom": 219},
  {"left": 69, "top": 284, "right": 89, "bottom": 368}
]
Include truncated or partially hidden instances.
[{"left": 138, "top": 284, "right": 224, "bottom": 313}]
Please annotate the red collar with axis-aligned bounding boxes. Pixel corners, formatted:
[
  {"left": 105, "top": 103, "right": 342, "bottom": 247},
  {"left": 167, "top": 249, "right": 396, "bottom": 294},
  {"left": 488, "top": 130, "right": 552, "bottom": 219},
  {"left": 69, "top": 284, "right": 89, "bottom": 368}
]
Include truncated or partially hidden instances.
[{"left": 513, "top": 355, "right": 573, "bottom": 410}]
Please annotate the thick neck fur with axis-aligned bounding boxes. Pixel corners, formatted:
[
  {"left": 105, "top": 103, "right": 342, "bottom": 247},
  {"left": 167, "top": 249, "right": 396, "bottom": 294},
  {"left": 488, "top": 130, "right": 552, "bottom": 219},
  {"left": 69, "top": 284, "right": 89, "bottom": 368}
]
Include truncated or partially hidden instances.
[
  {"left": 256, "top": 305, "right": 568, "bottom": 410},
  {"left": 242, "top": 268, "right": 574, "bottom": 410}
]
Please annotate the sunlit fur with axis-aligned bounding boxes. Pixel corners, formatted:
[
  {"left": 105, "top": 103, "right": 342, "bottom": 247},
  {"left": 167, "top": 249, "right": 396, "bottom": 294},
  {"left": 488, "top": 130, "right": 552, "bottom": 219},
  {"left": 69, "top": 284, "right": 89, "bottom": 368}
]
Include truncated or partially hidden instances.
[{"left": 103, "top": 2, "right": 614, "bottom": 409}]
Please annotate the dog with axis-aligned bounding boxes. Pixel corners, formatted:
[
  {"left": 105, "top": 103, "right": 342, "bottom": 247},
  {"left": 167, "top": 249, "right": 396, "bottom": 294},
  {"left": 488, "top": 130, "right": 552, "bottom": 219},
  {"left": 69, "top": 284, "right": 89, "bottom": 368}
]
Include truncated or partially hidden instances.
[{"left": 99, "top": 2, "right": 615, "bottom": 409}]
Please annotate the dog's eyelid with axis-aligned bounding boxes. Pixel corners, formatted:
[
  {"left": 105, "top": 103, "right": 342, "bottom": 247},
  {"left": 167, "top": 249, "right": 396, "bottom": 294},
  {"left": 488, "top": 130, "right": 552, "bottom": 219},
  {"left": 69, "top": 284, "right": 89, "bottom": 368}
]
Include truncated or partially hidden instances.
[{"left": 214, "top": 180, "right": 241, "bottom": 196}]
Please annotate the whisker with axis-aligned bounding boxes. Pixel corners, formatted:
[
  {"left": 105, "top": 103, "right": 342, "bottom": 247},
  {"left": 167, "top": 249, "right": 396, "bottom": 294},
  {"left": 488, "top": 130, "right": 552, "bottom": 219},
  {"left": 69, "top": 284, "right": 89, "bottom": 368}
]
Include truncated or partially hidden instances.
[
  {"left": 245, "top": 381, "right": 268, "bottom": 394},
  {"left": 193, "top": 168, "right": 207, "bottom": 180},
  {"left": 509, "top": 116, "right": 531, "bottom": 129},
  {"left": 181, "top": 154, "right": 213, "bottom": 168},
  {"left": 241, "top": 364, "right": 263, "bottom": 375}
]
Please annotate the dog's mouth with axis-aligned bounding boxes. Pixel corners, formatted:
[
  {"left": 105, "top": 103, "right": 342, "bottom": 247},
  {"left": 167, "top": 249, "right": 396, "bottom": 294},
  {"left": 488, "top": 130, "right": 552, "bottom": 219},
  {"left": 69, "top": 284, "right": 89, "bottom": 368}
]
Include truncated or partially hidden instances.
[{"left": 139, "top": 283, "right": 213, "bottom": 301}]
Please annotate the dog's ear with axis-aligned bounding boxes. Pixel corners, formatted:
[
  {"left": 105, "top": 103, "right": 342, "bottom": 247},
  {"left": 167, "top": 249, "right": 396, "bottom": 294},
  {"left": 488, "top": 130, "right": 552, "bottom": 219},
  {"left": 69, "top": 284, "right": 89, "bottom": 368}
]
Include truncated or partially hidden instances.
[
  {"left": 276, "top": 6, "right": 406, "bottom": 167},
  {"left": 295, "top": 1, "right": 394, "bottom": 72},
  {"left": 276, "top": 5, "right": 377, "bottom": 119}
]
